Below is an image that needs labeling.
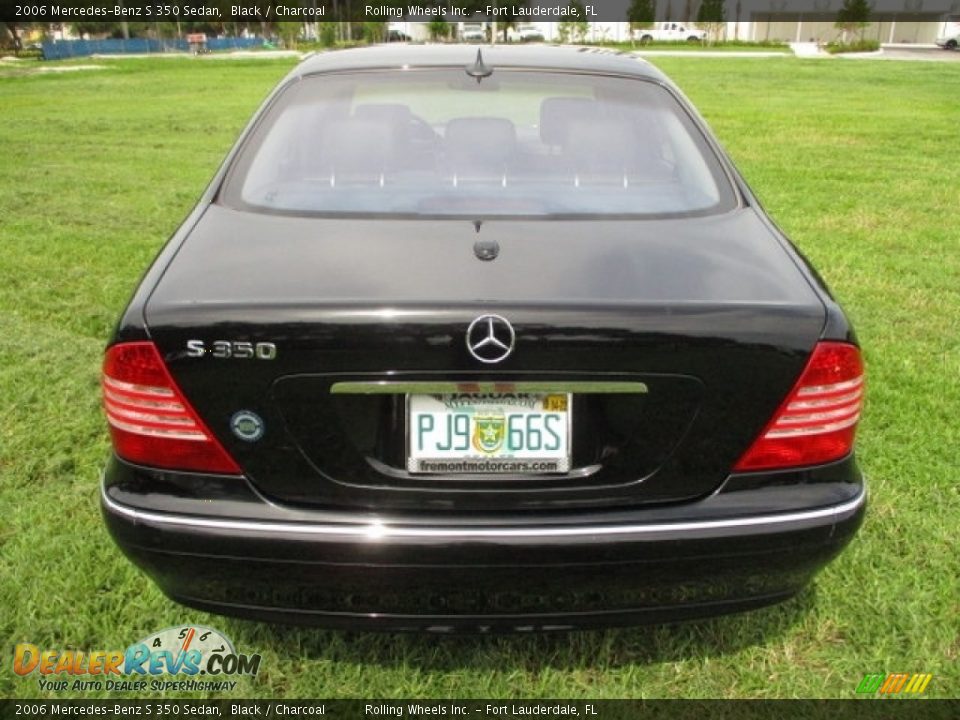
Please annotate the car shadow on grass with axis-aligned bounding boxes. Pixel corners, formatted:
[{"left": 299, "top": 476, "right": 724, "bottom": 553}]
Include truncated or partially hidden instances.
[{"left": 223, "top": 585, "right": 817, "bottom": 673}]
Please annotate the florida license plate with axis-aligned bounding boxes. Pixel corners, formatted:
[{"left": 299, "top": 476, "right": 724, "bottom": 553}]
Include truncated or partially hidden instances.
[{"left": 407, "top": 393, "right": 571, "bottom": 474}]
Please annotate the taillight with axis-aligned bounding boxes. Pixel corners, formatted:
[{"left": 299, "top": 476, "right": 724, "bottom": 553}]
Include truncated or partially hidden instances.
[
  {"left": 734, "top": 342, "right": 864, "bottom": 472},
  {"left": 102, "top": 342, "right": 241, "bottom": 474}
]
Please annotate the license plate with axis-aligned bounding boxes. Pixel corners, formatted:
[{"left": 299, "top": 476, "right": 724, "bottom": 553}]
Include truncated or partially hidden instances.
[{"left": 407, "top": 393, "right": 571, "bottom": 474}]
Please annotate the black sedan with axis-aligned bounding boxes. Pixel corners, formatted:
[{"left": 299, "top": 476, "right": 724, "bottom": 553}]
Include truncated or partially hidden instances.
[{"left": 101, "top": 45, "right": 866, "bottom": 631}]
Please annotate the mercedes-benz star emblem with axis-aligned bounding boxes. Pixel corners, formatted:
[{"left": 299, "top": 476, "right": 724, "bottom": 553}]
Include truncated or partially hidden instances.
[{"left": 466, "top": 315, "right": 515, "bottom": 364}]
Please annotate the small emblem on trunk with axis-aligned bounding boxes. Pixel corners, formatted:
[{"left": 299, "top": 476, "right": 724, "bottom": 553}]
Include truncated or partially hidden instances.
[
  {"left": 230, "top": 411, "right": 264, "bottom": 442},
  {"left": 473, "top": 414, "right": 506, "bottom": 453},
  {"left": 473, "top": 239, "right": 499, "bottom": 261},
  {"left": 466, "top": 315, "right": 515, "bottom": 364}
]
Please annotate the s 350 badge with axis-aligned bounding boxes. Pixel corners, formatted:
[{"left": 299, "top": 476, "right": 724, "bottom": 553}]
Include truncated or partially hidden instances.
[{"left": 185, "top": 340, "right": 277, "bottom": 359}]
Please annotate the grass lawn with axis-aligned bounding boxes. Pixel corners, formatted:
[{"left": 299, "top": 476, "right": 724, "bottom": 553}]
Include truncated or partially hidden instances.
[{"left": 1, "top": 55, "right": 958, "bottom": 700}]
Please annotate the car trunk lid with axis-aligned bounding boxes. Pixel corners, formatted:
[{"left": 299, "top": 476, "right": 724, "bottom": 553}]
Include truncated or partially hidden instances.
[{"left": 143, "top": 205, "right": 825, "bottom": 512}]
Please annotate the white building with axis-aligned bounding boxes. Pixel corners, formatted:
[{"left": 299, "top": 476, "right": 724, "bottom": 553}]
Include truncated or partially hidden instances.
[{"left": 384, "top": 14, "right": 956, "bottom": 46}]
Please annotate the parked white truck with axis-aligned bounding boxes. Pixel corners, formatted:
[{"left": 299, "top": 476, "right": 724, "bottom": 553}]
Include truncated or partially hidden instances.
[
  {"left": 935, "top": 18, "right": 960, "bottom": 49},
  {"left": 633, "top": 23, "right": 707, "bottom": 44},
  {"left": 460, "top": 22, "right": 487, "bottom": 43},
  {"left": 507, "top": 24, "right": 546, "bottom": 42}
]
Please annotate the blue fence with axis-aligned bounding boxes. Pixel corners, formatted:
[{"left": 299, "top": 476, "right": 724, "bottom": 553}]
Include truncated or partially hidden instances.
[{"left": 41, "top": 37, "right": 266, "bottom": 61}]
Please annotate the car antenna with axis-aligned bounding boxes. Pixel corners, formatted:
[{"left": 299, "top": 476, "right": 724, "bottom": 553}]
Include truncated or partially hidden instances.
[{"left": 465, "top": 49, "right": 493, "bottom": 83}]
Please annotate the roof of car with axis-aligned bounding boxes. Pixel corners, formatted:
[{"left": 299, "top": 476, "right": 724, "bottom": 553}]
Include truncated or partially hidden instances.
[{"left": 294, "top": 44, "right": 666, "bottom": 81}]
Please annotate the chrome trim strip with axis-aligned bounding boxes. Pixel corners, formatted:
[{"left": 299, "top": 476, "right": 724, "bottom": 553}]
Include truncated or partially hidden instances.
[
  {"left": 104, "top": 414, "right": 207, "bottom": 441},
  {"left": 778, "top": 403, "right": 860, "bottom": 425},
  {"left": 787, "top": 388, "right": 862, "bottom": 411},
  {"left": 104, "top": 387, "right": 184, "bottom": 411},
  {"left": 765, "top": 413, "right": 860, "bottom": 438},
  {"left": 101, "top": 483, "right": 866, "bottom": 541},
  {"left": 103, "top": 375, "right": 175, "bottom": 398},
  {"left": 797, "top": 375, "right": 864, "bottom": 396},
  {"left": 331, "top": 381, "right": 648, "bottom": 395},
  {"left": 104, "top": 403, "right": 197, "bottom": 427}
]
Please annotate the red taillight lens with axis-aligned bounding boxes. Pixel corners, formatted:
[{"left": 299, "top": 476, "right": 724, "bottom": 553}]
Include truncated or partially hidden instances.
[
  {"left": 102, "top": 342, "right": 241, "bottom": 474},
  {"left": 733, "top": 342, "right": 864, "bottom": 472}
]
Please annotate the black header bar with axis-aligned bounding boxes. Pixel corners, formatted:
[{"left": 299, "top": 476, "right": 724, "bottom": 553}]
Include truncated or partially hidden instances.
[{"left": 2, "top": 0, "right": 958, "bottom": 24}]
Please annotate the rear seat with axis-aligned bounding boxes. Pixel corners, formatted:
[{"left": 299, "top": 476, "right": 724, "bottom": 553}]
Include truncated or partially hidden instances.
[
  {"left": 303, "top": 100, "right": 674, "bottom": 191},
  {"left": 310, "top": 117, "right": 394, "bottom": 186},
  {"left": 539, "top": 97, "right": 600, "bottom": 152},
  {"left": 539, "top": 97, "right": 675, "bottom": 186},
  {"left": 444, "top": 117, "right": 516, "bottom": 185}
]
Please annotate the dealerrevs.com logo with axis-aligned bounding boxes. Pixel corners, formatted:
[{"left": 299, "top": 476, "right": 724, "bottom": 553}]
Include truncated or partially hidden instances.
[{"left": 13, "top": 626, "right": 261, "bottom": 693}]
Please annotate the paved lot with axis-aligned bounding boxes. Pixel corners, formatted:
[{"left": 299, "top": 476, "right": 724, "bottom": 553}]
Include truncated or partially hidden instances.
[
  {"left": 870, "top": 46, "right": 960, "bottom": 62},
  {"left": 637, "top": 45, "right": 960, "bottom": 61},
  {"left": 633, "top": 50, "right": 789, "bottom": 58}
]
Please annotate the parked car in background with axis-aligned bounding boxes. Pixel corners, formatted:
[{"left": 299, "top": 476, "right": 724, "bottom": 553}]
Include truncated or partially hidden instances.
[
  {"left": 101, "top": 45, "right": 866, "bottom": 631},
  {"left": 935, "top": 29, "right": 959, "bottom": 49},
  {"left": 634, "top": 22, "right": 707, "bottom": 44},
  {"left": 460, "top": 23, "right": 486, "bottom": 43},
  {"left": 508, "top": 24, "right": 545, "bottom": 42}
]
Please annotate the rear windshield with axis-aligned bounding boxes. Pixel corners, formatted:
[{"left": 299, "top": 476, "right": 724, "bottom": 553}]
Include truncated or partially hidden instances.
[{"left": 220, "top": 68, "right": 737, "bottom": 218}]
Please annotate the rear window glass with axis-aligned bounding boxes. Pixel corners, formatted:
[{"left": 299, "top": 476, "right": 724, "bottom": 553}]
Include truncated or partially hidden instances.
[{"left": 221, "top": 69, "right": 737, "bottom": 218}]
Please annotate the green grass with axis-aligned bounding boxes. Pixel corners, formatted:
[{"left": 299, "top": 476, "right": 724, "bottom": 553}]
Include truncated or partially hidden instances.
[{"left": 1, "top": 55, "right": 959, "bottom": 700}]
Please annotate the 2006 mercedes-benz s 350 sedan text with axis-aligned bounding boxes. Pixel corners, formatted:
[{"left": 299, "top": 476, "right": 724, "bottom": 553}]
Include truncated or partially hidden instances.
[{"left": 101, "top": 45, "right": 866, "bottom": 631}]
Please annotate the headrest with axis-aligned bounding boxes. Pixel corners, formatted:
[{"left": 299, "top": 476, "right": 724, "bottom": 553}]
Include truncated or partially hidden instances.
[
  {"left": 319, "top": 118, "right": 392, "bottom": 179},
  {"left": 539, "top": 97, "right": 600, "bottom": 147},
  {"left": 566, "top": 119, "right": 638, "bottom": 173},
  {"left": 444, "top": 117, "right": 517, "bottom": 158}
]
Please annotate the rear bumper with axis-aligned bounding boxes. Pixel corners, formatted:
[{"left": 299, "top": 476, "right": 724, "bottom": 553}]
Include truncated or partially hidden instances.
[{"left": 102, "top": 457, "right": 865, "bottom": 631}]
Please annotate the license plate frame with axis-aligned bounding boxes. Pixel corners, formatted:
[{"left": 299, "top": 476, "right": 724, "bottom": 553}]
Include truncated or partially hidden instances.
[{"left": 406, "top": 392, "right": 572, "bottom": 474}]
